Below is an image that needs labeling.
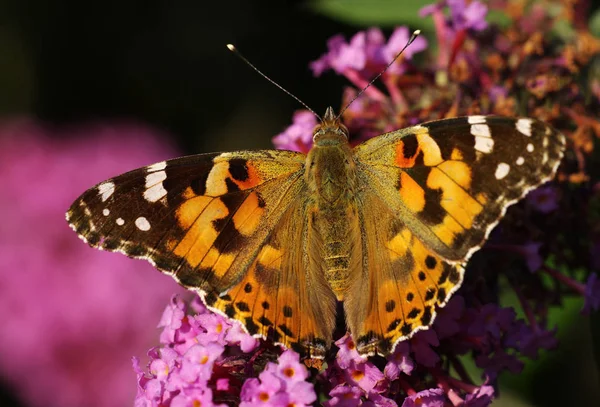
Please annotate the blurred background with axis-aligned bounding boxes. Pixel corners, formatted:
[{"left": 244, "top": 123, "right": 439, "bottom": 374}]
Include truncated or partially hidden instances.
[{"left": 0, "top": 0, "right": 599, "bottom": 406}]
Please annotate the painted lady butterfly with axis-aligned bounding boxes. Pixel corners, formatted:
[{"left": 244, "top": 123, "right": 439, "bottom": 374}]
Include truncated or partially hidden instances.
[{"left": 66, "top": 108, "right": 565, "bottom": 358}]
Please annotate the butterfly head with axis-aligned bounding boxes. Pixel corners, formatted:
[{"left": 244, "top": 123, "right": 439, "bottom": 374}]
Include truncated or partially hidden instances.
[{"left": 313, "top": 107, "right": 349, "bottom": 146}]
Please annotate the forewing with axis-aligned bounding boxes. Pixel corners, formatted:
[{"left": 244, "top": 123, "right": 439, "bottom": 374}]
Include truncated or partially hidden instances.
[{"left": 354, "top": 116, "right": 566, "bottom": 261}]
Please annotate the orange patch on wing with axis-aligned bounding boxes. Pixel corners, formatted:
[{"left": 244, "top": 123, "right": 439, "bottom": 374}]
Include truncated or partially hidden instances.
[
  {"left": 173, "top": 198, "right": 229, "bottom": 267},
  {"left": 395, "top": 141, "right": 419, "bottom": 168},
  {"left": 451, "top": 148, "right": 464, "bottom": 161},
  {"left": 437, "top": 160, "right": 472, "bottom": 189},
  {"left": 200, "top": 248, "right": 235, "bottom": 278},
  {"left": 427, "top": 167, "right": 482, "bottom": 229},
  {"left": 231, "top": 162, "right": 263, "bottom": 190},
  {"left": 431, "top": 214, "right": 465, "bottom": 246},
  {"left": 399, "top": 172, "right": 426, "bottom": 212},
  {"left": 176, "top": 190, "right": 213, "bottom": 229},
  {"left": 476, "top": 192, "right": 488, "bottom": 204},
  {"left": 232, "top": 191, "right": 264, "bottom": 236},
  {"left": 365, "top": 279, "right": 403, "bottom": 329},
  {"left": 257, "top": 244, "right": 283, "bottom": 270},
  {"left": 205, "top": 161, "right": 231, "bottom": 196},
  {"left": 416, "top": 132, "right": 443, "bottom": 166},
  {"left": 411, "top": 239, "right": 443, "bottom": 277},
  {"left": 386, "top": 228, "right": 411, "bottom": 261}
]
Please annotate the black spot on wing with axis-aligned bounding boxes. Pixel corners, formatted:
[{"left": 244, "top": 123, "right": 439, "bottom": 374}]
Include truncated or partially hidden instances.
[
  {"left": 258, "top": 316, "right": 273, "bottom": 326},
  {"left": 438, "top": 268, "right": 450, "bottom": 285},
  {"left": 425, "top": 288, "right": 436, "bottom": 301},
  {"left": 190, "top": 172, "right": 209, "bottom": 196},
  {"left": 229, "top": 158, "right": 249, "bottom": 182},
  {"left": 225, "top": 177, "right": 240, "bottom": 193},
  {"left": 402, "top": 134, "right": 419, "bottom": 158},
  {"left": 421, "top": 306, "right": 432, "bottom": 326},
  {"left": 387, "top": 319, "right": 402, "bottom": 332},
  {"left": 236, "top": 302, "right": 250, "bottom": 312},
  {"left": 437, "top": 287, "right": 447, "bottom": 303},
  {"left": 449, "top": 268, "right": 461, "bottom": 284},
  {"left": 419, "top": 187, "right": 445, "bottom": 225},
  {"left": 245, "top": 317, "right": 259, "bottom": 335},
  {"left": 225, "top": 304, "right": 235, "bottom": 318},
  {"left": 407, "top": 308, "right": 421, "bottom": 319},
  {"left": 204, "top": 292, "right": 218, "bottom": 306},
  {"left": 425, "top": 256, "right": 437, "bottom": 269},
  {"left": 278, "top": 324, "right": 295, "bottom": 338}
]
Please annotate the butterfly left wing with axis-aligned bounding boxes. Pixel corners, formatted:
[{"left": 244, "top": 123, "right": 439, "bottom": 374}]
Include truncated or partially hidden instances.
[
  {"left": 67, "top": 150, "right": 338, "bottom": 354},
  {"left": 347, "top": 116, "right": 566, "bottom": 355}
]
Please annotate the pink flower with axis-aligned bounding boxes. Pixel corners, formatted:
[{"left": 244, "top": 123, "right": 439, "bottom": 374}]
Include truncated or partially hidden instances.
[
  {"left": 272, "top": 110, "right": 317, "bottom": 153},
  {"left": 401, "top": 388, "right": 445, "bottom": 407},
  {"left": 310, "top": 26, "right": 427, "bottom": 81},
  {"left": 0, "top": 120, "right": 184, "bottom": 407}
]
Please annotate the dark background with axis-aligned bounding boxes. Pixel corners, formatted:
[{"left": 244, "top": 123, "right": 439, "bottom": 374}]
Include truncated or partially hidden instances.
[{"left": 0, "top": 0, "right": 356, "bottom": 154}]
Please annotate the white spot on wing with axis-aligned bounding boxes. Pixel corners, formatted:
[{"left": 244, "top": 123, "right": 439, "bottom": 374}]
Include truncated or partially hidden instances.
[
  {"left": 144, "top": 171, "right": 168, "bottom": 202},
  {"left": 468, "top": 115, "right": 486, "bottom": 124},
  {"left": 474, "top": 136, "right": 494, "bottom": 153},
  {"left": 516, "top": 118, "right": 533, "bottom": 136},
  {"left": 147, "top": 161, "right": 167, "bottom": 172},
  {"left": 97, "top": 181, "right": 115, "bottom": 202},
  {"left": 527, "top": 143, "right": 534, "bottom": 152},
  {"left": 471, "top": 124, "right": 491, "bottom": 138},
  {"left": 495, "top": 162, "right": 510, "bottom": 179},
  {"left": 116, "top": 218, "right": 125, "bottom": 226},
  {"left": 102, "top": 208, "right": 110, "bottom": 216},
  {"left": 135, "top": 217, "right": 151, "bottom": 231},
  {"left": 516, "top": 156, "right": 525, "bottom": 165}
]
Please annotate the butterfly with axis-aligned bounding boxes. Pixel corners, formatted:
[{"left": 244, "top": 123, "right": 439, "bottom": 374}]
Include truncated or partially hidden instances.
[{"left": 66, "top": 108, "right": 565, "bottom": 358}]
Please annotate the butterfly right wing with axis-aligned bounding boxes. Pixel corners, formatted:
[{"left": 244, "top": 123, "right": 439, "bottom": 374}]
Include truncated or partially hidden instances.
[{"left": 66, "top": 150, "right": 335, "bottom": 354}]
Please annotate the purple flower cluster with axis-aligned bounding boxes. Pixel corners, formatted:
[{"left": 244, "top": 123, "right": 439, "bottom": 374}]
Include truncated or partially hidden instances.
[
  {"left": 134, "top": 296, "right": 319, "bottom": 406},
  {"left": 0, "top": 120, "right": 184, "bottom": 407},
  {"left": 134, "top": 296, "right": 259, "bottom": 406},
  {"left": 240, "top": 351, "right": 316, "bottom": 406}
]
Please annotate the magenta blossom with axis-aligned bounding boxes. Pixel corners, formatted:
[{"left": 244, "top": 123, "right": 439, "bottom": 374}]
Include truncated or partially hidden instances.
[
  {"left": 0, "top": 120, "right": 184, "bottom": 407},
  {"left": 272, "top": 110, "right": 317, "bottom": 152}
]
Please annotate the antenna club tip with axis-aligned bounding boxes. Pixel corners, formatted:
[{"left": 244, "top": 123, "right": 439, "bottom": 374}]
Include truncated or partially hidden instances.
[
  {"left": 226, "top": 44, "right": 236, "bottom": 51},
  {"left": 413, "top": 29, "right": 421, "bottom": 36}
]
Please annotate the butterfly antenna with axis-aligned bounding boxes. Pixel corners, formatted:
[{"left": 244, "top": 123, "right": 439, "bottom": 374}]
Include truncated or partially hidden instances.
[
  {"left": 227, "top": 44, "right": 322, "bottom": 121},
  {"left": 337, "top": 29, "right": 421, "bottom": 119}
]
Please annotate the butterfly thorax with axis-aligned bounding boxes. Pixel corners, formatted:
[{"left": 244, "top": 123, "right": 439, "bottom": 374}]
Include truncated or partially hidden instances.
[{"left": 305, "top": 108, "right": 360, "bottom": 299}]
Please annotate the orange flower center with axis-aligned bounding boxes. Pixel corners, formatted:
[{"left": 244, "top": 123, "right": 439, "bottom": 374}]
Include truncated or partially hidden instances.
[
  {"left": 351, "top": 370, "right": 365, "bottom": 381},
  {"left": 283, "top": 367, "right": 295, "bottom": 378}
]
